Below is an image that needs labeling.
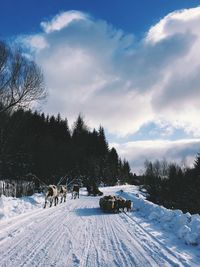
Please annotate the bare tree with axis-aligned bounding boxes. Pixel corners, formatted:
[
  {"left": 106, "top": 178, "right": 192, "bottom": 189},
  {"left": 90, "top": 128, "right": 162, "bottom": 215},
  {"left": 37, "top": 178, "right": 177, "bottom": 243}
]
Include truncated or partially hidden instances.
[{"left": 0, "top": 40, "right": 46, "bottom": 113}]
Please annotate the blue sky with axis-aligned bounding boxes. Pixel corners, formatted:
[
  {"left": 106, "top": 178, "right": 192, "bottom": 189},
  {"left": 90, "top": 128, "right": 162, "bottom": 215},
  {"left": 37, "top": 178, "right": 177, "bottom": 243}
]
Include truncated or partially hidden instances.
[
  {"left": 1, "top": 0, "right": 200, "bottom": 173},
  {"left": 1, "top": 0, "right": 200, "bottom": 37}
]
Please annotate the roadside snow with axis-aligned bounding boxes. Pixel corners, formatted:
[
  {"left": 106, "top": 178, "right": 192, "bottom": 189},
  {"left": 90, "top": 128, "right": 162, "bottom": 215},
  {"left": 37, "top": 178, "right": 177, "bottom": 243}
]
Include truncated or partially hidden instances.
[
  {"left": 0, "top": 193, "right": 44, "bottom": 220},
  {"left": 114, "top": 187, "right": 200, "bottom": 246}
]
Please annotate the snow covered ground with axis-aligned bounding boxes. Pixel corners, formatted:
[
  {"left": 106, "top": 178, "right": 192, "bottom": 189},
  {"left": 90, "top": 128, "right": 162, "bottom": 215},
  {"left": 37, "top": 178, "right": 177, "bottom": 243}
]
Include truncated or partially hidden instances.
[
  {"left": 0, "top": 185, "right": 200, "bottom": 266},
  {"left": 0, "top": 193, "right": 44, "bottom": 220}
]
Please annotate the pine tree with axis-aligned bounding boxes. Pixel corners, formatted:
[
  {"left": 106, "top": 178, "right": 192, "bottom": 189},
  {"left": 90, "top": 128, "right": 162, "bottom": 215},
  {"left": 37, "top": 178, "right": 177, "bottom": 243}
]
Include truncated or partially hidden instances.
[
  {"left": 98, "top": 126, "right": 108, "bottom": 156},
  {"left": 194, "top": 153, "right": 200, "bottom": 175},
  {"left": 0, "top": 110, "right": 134, "bottom": 193}
]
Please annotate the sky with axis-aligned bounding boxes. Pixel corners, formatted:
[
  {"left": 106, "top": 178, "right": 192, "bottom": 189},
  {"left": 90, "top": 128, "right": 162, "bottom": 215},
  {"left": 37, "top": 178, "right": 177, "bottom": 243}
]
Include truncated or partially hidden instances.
[{"left": 1, "top": 0, "right": 200, "bottom": 173}]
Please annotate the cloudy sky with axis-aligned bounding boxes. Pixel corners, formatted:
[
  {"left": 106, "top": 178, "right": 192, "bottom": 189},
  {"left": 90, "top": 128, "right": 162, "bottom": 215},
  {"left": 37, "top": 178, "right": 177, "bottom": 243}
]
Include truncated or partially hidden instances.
[{"left": 1, "top": 0, "right": 200, "bottom": 173}]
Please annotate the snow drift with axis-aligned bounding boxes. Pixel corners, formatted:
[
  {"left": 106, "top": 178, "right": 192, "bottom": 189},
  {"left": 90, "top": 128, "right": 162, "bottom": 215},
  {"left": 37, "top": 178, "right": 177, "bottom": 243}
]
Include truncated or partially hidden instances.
[
  {"left": 119, "top": 189, "right": 200, "bottom": 246},
  {"left": 0, "top": 193, "right": 44, "bottom": 220}
]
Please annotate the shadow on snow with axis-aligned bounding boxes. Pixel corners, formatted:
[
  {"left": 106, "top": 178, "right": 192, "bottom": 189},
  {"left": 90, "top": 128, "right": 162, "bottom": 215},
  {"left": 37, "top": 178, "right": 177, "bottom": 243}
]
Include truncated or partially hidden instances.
[{"left": 75, "top": 207, "right": 117, "bottom": 217}]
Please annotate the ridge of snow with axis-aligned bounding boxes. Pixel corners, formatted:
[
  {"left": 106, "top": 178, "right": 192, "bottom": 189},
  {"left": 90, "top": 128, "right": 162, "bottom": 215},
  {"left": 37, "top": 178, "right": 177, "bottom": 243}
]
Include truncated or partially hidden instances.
[
  {"left": 0, "top": 193, "right": 44, "bottom": 220},
  {"left": 118, "top": 188, "right": 200, "bottom": 246}
]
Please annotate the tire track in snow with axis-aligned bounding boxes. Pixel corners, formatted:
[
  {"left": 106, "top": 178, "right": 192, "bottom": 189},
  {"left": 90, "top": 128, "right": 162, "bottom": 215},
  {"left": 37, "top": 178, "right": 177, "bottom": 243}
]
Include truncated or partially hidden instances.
[
  {"left": 19, "top": 201, "right": 82, "bottom": 267},
  {"left": 106, "top": 214, "right": 158, "bottom": 267},
  {"left": 60, "top": 205, "right": 96, "bottom": 267},
  {"left": 0, "top": 200, "right": 80, "bottom": 267},
  {"left": 1, "top": 209, "right": 64, "bottom": 267},
  {"left": 119, "top": 211, "right": 194, "bottom": 267},
  {"left": 0, "top": 193, "right": 198, "bottom": 267},
  {"left": 87, "top": 216, "right": 110, "bottom": 267},
  {"left": 102, "top": 214, "right": 126, "bottom": 267},
  {"left": 0, "top": 202, "right": 72, "bottom": 248},
  {"left": 104, "top": 214, "right": 133, "bottom": 267},
  {"left": 18, "top": 206, "right": 77, "bottom": 267},
  {"left": 78, "top": 218, "right": 93, "bottom": 267},
  {"left": 92, "top": 214, "right": 120, "bottom": 267}
]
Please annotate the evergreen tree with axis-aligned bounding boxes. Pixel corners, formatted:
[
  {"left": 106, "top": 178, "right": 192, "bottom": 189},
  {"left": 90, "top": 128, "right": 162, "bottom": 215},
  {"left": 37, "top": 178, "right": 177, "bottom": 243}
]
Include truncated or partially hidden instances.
[
  {"left": 194, "top": 153, "right": 200, "bottom": 175},
  {"left": 0, "top": 110, "right": 133, "bottom": 193},
  {"left": 143, "top": 157, "right": 200, "bottom": 214}
]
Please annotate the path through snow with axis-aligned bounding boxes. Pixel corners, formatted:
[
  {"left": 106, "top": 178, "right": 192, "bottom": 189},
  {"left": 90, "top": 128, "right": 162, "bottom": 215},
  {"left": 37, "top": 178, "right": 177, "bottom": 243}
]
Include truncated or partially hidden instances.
[{"left": 0, "top": 186, "right": 199, "bottom": 267}]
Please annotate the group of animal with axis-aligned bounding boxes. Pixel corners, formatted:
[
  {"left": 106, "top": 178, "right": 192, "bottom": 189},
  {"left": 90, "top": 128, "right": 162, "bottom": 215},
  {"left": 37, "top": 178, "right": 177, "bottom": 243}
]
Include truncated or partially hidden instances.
[
  {"left": 44, "top": 184, "right": 80, "bottom": 208},
  {"left": 99, "top": 195, "right": 132, "bottom": 213}
]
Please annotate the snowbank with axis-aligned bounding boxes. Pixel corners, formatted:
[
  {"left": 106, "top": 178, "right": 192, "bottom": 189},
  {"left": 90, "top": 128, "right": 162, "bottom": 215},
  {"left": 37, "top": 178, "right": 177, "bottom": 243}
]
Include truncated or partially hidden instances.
[
  {"left": 119, "top": 189, "right": 200, "bottom": 246},
  {"left": 0, "top": 193, "right": 44, "bottom": 220}
]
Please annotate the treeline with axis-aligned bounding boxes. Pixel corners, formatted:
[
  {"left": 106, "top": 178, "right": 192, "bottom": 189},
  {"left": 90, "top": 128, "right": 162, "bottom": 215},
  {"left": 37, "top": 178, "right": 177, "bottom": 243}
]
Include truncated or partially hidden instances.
[
  {"left": 142, "top": 156, "right": 200, "bottom": 214},
  {"left": 0, "top": 109, "right": 133, "bottom": 188}
]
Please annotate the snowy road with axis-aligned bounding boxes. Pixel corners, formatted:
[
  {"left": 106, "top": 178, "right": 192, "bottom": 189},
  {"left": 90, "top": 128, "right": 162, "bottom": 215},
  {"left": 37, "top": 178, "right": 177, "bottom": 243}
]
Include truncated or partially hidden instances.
[{"left": 0, "top": 189, "right": 199, "bottom": 267}]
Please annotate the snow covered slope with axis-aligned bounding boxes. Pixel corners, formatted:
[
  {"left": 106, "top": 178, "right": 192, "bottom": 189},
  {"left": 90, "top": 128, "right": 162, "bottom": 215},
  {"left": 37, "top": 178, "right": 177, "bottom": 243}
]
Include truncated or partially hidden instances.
[{"left": 0, "top": 186, "right": 200, "bottom": 266}]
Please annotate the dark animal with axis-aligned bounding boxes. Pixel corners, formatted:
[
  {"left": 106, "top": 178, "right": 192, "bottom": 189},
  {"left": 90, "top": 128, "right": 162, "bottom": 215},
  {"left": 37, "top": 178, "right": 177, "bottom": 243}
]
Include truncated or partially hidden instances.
[
  {"left": 87, "top": 185, "right": 103, "bottom": 196},
  {"left": 116, "top": 197, "right": 126, "bottom": 211},
  {"left": 44, "top": 185, "right": 58, "bottom": 208},
  {"left": 124, "top": 200, "right": 132, "bottom": 212},
  {"left": 116, "top": 197, "right": 132, "bottom": 212},
  {"left": 71, "top": 184, "right": 79, "bottom": 199}
]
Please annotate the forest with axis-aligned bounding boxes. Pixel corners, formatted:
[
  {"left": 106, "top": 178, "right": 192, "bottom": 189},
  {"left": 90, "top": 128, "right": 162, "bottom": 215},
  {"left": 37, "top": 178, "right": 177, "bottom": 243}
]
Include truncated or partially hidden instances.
[
  {"left": 0, "top": 109, "right": 133, "bottom": 192},
  {"left": 141, "top": 157, "right": 200, "bottom": 214}
]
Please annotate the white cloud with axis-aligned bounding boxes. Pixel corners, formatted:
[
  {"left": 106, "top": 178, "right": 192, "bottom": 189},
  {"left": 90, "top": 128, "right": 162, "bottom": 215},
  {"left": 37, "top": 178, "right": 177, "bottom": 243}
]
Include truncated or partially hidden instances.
[
  {"left": 40, "top": 11, "right": 88, "bottom": 33},
  {"left": 112, "top": 139, "right": 200, "bottom": 174},
  {"left": 146, "top": 7, "right": 200, "bottom": 44},
  {"left": 24, "top": 35, "right": 48, "bottom": 50},
  {"left": 22, "top": 8, "right": 200, "bottom": 137},
  {"left": 24, "top": 11, "right": 144, "bottom": 135},
  {"left": 20, "top": 7, "right": 200, "bottom": 170}
]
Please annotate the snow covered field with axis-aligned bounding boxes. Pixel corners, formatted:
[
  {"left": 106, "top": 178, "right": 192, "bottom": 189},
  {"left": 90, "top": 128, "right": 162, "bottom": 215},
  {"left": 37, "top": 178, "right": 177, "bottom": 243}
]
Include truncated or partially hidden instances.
[{"left": 0, "top": 185, "right": 200, "bottom": 266}]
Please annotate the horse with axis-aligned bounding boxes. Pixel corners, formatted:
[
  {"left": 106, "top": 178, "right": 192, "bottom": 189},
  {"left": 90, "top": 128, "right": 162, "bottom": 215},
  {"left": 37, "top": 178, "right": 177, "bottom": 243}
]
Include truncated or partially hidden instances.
[
  {"left": 59, "top": 185, "right": 67, "bottom": 203},
  {"left": 44, "top": 185, "right": 59, "bottom": 208},
  {"left": 116, "top": 197, "right": 132, "bottom": 212},
  {"left": 71, "top": 184, "right": 79, "bottom": 199}
]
